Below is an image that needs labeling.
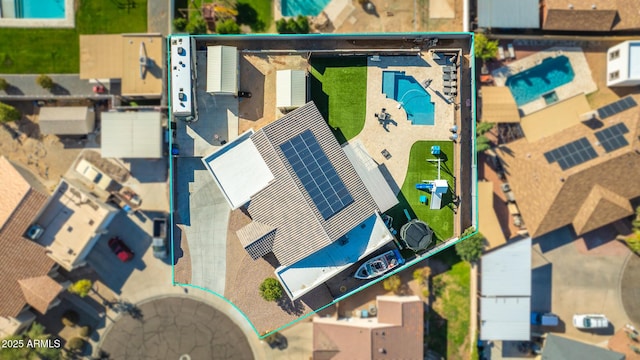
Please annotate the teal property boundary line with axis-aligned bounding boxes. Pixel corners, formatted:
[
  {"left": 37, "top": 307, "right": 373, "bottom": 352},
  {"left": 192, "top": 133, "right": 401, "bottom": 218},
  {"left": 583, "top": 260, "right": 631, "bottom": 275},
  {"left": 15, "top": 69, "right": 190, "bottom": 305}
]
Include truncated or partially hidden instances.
[{"left": 166, "top": 33, "right": 479, "bottom": 339}]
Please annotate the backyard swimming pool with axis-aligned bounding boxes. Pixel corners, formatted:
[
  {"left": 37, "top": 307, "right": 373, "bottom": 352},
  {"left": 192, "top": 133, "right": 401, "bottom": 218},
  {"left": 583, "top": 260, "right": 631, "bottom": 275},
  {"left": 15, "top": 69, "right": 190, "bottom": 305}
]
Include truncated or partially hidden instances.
[
  {"left": 15, "top": 0, "right": 65, "bottom": 18},
  {"left": 281, "top": 0, "right": 330, "bottom": 16},
  {"left": 382, "top": 71, "right": 435, "bottom": 125},
  {"left": 506, "top": 55, "right": 575, "bottom": 106}
]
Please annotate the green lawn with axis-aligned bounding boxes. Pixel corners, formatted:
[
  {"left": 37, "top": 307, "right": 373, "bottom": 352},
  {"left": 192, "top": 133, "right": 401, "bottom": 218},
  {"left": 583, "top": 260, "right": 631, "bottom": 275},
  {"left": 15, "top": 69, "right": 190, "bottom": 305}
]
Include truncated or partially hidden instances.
[
  {"left": 385, "top": 141, "right": 455, "bottom": 243},
  {"left": 309, "top": 57, "right": 367, "bottom": 144},
  {"left": 428, "top": 248, "right": 471, "bottom": 359},
  {"left": 0, "top": 0, "right": 148, "bottom": 74},
  {"left": 236, "top": 0, "right": 273, "bottom": 32}
]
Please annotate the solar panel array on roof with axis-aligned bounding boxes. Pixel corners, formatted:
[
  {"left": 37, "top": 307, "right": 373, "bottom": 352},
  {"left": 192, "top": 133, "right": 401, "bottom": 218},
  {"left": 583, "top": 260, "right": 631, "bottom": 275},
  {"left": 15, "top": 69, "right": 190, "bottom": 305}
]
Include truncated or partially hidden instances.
[
  {"left": 597, "top": 96, "right": 638, "bottom": 119},
  {"left": 544, "top": 137, "right": 598, "bottom": 170},
  {"left": 280, "top": 130, "right": 354, "bottom": 220},
  {"left": 595, "top": 123, "right": 629, "bottom": 153}
]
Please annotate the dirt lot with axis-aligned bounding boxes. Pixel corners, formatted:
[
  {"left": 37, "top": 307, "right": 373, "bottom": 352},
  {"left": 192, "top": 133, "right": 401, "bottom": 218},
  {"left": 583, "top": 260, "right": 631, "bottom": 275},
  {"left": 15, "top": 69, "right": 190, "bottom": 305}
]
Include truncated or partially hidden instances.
[
  {"left": 328, "top": 0, "right": 462, "bottom": 33},
  {"left": 0, "top": 102, "right": 83, "bottom": 192},
  {"left": 238, "top": 54, "right": 309, "bottom": 134}
]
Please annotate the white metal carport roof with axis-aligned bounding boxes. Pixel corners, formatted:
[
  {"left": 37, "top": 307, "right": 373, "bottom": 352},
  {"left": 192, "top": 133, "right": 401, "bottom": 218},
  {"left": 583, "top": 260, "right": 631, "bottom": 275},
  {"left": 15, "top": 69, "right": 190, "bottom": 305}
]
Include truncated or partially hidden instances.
[
  {"left": 101, "top": 111, "right": 162, "bottom": 158},
  {"left": 276, "top": 69, "right": 306, "bottom": 108},
  {"left": 206, "top": 45, "right": 238, "bottom": 94},
  {"left": 478, "top": 0, "right": 540, "bottom": 28}
]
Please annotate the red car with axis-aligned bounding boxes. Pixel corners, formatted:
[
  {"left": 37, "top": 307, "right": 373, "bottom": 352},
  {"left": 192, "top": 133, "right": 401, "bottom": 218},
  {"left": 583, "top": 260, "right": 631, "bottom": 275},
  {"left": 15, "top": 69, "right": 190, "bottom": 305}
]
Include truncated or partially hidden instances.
[{"left": 108, "top": 237, "right": 134, "bottom": 262}]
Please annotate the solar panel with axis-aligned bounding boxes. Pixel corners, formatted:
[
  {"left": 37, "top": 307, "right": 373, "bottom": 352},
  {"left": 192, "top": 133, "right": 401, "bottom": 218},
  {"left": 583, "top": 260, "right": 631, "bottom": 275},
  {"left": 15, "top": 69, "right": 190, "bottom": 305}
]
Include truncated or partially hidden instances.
[
  {"left": 595, "top": 123, "right": 629, "bottom": 153},
  {"left": 280, "top": 130, "right": 354, "bottom": 220},
  {"left": 596, "top": 96, "right": 638, "bottom": 119},
  {"left": 544, "top": 137, "right": 598, "bottom": 170}
]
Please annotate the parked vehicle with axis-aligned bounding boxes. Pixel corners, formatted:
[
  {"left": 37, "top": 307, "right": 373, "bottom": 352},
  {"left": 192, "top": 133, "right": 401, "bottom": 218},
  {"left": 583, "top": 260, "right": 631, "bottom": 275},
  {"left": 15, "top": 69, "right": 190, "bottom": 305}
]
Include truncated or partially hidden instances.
[
  {"left": 108, "top": 237, "right": 134, "bottom": 262},
  {"left": 152, "top": 218, "right": 168, "bottom": 259},
  {"left": 573, "top": 314, "right": 608, "bottom": 329},
  {"left": 531, "top": 312, "right": 559, "bottom": 327},
  {"left": 75, "top": 159, "right": 113, "bottom": 191},
  {"left": 354, "top": 250, "right": 405, "bottom": 279}
]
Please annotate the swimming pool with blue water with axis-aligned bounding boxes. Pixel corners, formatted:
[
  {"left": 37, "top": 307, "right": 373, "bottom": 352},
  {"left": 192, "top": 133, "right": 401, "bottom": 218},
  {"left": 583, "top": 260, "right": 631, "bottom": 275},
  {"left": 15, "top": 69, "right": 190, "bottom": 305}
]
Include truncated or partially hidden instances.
[
  {"left": 506, "top": 55, "right": 575, "bottom": 106},
  {"left": 15, "top": 0, "right": 65, "bottom": 19},
  {"left": 382, "top": 71, "right": 435, "bottom": 125},
  {"left": 281, "top": 0, "right": 330, "bottom": 16}
]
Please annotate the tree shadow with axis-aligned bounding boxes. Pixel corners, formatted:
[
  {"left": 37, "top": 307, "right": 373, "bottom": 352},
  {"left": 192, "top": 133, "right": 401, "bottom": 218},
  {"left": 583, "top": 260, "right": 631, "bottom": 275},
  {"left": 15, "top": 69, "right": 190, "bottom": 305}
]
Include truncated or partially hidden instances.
[
  {"left": 3, "top": 84, "right": 24, "bottom": 95},
  {"left": 51, "top": 83, "right": 71, "bottom": 95},
  {"left": 236, "top": 3, "right": 265, "bottom": 32}
]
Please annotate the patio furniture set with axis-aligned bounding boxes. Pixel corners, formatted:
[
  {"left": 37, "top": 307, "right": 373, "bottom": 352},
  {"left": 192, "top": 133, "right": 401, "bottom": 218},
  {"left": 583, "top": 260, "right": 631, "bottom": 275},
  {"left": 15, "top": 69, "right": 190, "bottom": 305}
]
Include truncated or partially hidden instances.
[
  {"left": 498, "top": 43, "right": 516, "bottom": 61},
  {"left": 443, "top": 65, "right": 457, "bottom": 97}
]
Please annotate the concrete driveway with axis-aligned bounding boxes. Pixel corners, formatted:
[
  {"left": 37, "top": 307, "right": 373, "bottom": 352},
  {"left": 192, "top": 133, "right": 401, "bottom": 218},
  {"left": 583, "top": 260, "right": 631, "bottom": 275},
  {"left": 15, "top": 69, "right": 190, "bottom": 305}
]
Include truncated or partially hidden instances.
[
  {"left": 531, "top": 226, "right": 632, "bottom": 343},
  {"left": 174, "top": 157, "right": 230, "bottom": 294}
]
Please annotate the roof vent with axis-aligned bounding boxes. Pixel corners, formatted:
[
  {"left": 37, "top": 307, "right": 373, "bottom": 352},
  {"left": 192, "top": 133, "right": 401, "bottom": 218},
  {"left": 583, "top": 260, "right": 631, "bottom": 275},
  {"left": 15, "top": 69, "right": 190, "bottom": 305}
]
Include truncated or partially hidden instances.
[
  {"left": 89, "top": 219, "right": 95, "bottom": 226},
  {"left": 592, "top": 4, "right": 596, "bottom": 9},
  {"left": 378, "top": 348, "right": 386, "bottom": 354},
  {"left": 560, "top": 177, "right": 565, "bottom": 182},
  {"left": 568, "top": 4, "right": 574, "bottom": 9}
]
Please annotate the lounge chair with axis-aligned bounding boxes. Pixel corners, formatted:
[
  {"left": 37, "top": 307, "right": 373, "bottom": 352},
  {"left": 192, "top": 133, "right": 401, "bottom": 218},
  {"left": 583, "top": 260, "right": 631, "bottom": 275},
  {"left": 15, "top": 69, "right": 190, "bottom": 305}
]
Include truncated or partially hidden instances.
[
  {"left": 508, "top": 43, "right": 515, "bottom": 59},
  {"left": 443, "top": 66, "right": 456, "bottom": 73},
  {"left": 444, "top": 80, "right": 457, "bottom": 87},
  {"left": 498, "top": 46, "right": 506, "bottom": 61},
  {"left": 443, "top": 73, "right": 457, "bottom": 81}
]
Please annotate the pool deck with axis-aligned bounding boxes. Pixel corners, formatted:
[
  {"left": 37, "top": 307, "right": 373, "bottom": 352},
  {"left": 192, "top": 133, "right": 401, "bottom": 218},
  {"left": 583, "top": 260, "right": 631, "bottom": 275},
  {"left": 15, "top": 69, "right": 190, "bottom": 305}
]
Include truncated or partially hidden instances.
[
  {"left": 354, "top": 54, "right": 456, "bottom": 190},
  {"left": 0, "top": 0, "right": 74, "bottom": 27},
  {"left": 491, "top": 47, "right": 597, "bottom": 116}
]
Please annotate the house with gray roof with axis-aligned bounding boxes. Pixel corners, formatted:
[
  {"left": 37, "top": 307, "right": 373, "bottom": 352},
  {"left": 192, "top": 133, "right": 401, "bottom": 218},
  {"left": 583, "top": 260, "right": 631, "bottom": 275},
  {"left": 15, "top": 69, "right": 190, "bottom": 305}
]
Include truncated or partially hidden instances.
[
  {"left": 542, "top": 334, "right": 625, "bottom": 360},
  {"left": 203, "top": 101, "right": 398, "bottom": 299}
]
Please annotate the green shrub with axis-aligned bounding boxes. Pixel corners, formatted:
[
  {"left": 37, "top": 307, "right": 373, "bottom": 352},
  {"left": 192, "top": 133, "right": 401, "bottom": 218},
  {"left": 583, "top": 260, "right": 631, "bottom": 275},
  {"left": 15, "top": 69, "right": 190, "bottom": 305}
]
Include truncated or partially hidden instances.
[
  {"left": 476, "top": 122, "right": 494, "bottom": 135},
  {"left": 382, "top": 274, "right": 402, "bottom": 294},
  {"left": 276, "top": 16, "right": 309, "bottom": 34},
  {"left": 0, "top": 102, "right": 20, "bottom": 123},
  {"left": 217, "top": 19, "right": 241, "bottom": 34},
  {"left": 625, "top": 231, "right": 640, "bottom": 254},
  {"left": 259, "top": 278, "right": 283, "bottom": 302},
  {"left": 36, "top": 74, "right": 54, "bottom": 90},
  {"left": 186, "top": 13, "right": 207, "bottom": 35},
  {"left": 476, "top": 135, "right": 491, "bottom": 152},
  {"left": 422, "top": 288, "right": 430, "bottom": 298},
  {"left": 61, "top": 310, "right": 79, "bottom": 327},
  {"left": 0, "top": 78, "right": 8, "bottom": 91},
  {"left": 78, "top": 325, "right": 91, "bottom": 337},
  {"left": 432, "top": 276, "right": 445, "bottom": 298},
  {"left": 66, "top": 337, "right": 84, "bottom": 351},
  {"left": 275, "top": 18, "right": 288, "bottom": 33},
  {"left": 455, "top": 227, "right": 485, "bottom": 263},
  {"left": 474, "top": 33, "right": 499, "bottom": 62},
  {"left": 68, "top": 279, "right": 92, "bottom": 298},
  {"left": 173, "top": 18, "right": 188, "bottom": 32}
]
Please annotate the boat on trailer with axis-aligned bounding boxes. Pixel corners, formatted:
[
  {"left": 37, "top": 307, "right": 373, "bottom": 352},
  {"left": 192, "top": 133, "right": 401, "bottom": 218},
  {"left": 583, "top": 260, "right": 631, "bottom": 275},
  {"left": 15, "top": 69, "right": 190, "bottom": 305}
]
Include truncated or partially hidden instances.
[{"left": 354, "top": 249, "right": 405, "bottom": 280}]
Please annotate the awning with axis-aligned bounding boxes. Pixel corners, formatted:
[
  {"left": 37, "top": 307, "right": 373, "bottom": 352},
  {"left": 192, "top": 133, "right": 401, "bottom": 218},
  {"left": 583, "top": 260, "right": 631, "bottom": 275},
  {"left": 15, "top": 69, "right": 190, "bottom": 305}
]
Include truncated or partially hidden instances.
[{"left": 481, "top": 87, "right": 520, "bottom": 123}]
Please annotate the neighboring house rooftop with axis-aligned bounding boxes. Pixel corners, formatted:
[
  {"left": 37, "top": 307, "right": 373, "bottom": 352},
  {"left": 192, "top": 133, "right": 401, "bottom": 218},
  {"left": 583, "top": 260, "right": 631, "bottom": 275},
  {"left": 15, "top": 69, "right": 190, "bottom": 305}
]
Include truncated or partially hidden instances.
[
  {"left": 0, "top": 157, "right": 57, "bottom": 318},
  {"left": 542, "top": 334, "right": 626, "bottom": 360},
  {"left": 543, "top": 0, "right": 640, "bottom": 31},
  {"left": 34, "top": 178, "right": 117, "bottom": 271},
  {"left": 478, "top": 181, "right": 507, "bottom": 249},
  {"left": 101, "top": 111, "right": 163, "bottom": 158},
  {"left": 480, "top": 237, "right": 532, "bottom": 341},
  {"left": 313, "top": 296, "right": 423, "bottom": 360},
  {"left": 79, "top": 34, "right": 163, "bottom": 96},
  {"left": 37, "top": 106, "right": 95, "bottom": 135},
  {"left": 203, "top": 102, "right": 380, "bottom": 266},
  {"left": 478, "top": 0, "right": 540, "bottom": 28},
  {"left": 497, "top": 95, "right": 640, "bottom": 238},
  {"left": 17, "top": 276, "right": 62, "bottom": 315}
]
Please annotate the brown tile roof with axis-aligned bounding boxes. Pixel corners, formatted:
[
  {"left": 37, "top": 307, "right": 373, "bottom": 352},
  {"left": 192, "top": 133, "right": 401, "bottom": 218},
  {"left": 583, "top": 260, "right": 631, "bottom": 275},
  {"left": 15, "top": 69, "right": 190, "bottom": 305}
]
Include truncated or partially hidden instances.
[
  {"left": 18, "top": 276, "right": 63, "bottom": 314},
  {"left": 497, "top": 95, "right": 640, "bottom": 238},
  {"left": 544, "top": 9, "right": 617, "bottom": 31},
  {"left": 0, "top": 187, "right": 55, "bottom": 317},
  {"left": 241, "top": 102, "right": 379, "bottom": 265},
  {"left": 0, "top": 156, "right": 31, "bottom": 230},
  {"left": 543, "top": 0, "right": 640, "bottom": 31},
  {"left": 313, "top": 296, "right": 423, "bottom": 360}
]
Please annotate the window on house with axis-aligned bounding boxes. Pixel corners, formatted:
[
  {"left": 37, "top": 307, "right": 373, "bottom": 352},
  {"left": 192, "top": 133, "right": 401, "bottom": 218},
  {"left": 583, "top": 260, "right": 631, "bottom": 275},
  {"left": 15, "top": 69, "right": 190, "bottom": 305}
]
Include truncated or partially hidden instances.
[
  {"left": 609, "top": 50, "right": 620, "bottom": 60},
  {"left": 609, "top": 71, "right": 620, "bottom": 81}
]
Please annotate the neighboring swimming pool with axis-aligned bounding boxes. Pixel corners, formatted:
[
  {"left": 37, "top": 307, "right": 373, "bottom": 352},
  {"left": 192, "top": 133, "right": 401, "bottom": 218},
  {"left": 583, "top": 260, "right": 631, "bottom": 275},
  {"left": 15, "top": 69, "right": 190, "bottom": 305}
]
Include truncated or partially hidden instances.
[
  {"left": 15, "top": 0, "right": 65, "bottom": 18},
  {"left": 506, "top": 56, "right": 575, "bottom": 106},
  {"left": 281, "top": 0, "right": 330, "bottom": 16},
  {"left": 382, "top": 71, "right": 435, "bottom": 125}
]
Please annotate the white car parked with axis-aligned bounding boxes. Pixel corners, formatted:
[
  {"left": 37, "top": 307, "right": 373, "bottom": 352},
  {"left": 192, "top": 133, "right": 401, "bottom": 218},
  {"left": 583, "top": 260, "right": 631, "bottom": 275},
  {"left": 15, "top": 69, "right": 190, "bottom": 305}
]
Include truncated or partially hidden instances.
[
  {"left": 75, "top": 159, "right": 113, "bottom": 191},
  {"left": 572, "top": 314, "right": 608, "bottom": 329}
]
